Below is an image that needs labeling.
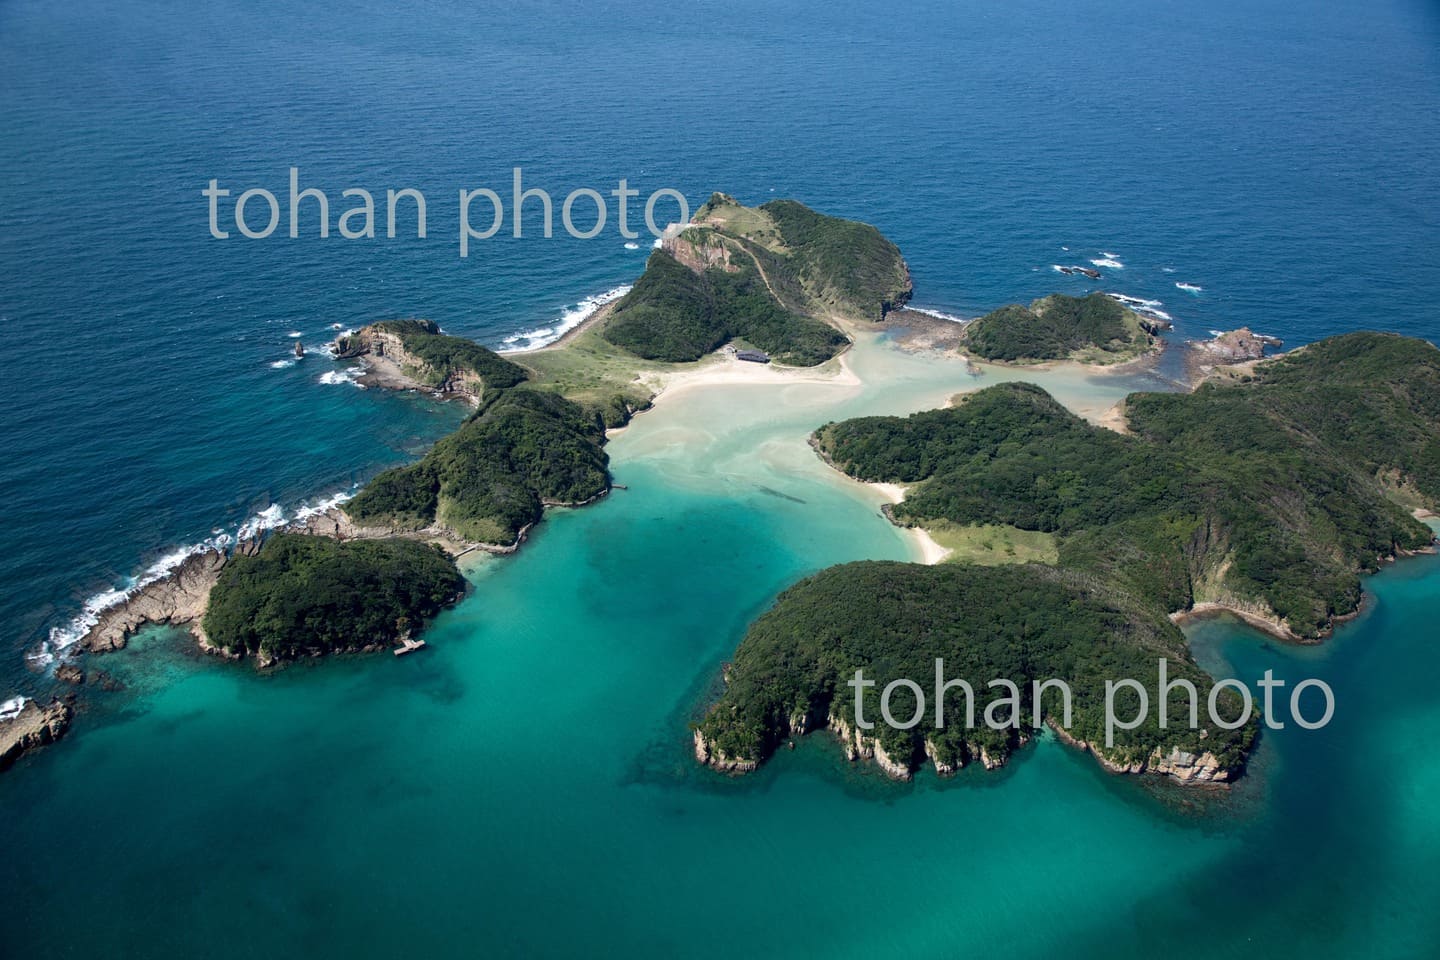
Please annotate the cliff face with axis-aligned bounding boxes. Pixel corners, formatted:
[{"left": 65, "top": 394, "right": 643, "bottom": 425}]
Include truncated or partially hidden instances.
[
  {"left": 696, "top": 707, "right": 1204, "bottom": 785},
  {"left": 335, "top": 324, "right": 487, "bottom": 400},
  {"left": 661, "top": 229, "right": 739, "bottom": 275},
  {"left": 828, "top": 711, "right": 913, "bottom": 780},
  {"left": 691, "top": 728, "right": 759, "bottom": 773},
  {"left": 0, "top": 698, "right": 73, "bottom": 769},
  {"left": 1048, "top": 721, "right": 1239, "bottom": 784},
  {"left": 693, "top": 696, "right": 1236, "bottom": 785}
]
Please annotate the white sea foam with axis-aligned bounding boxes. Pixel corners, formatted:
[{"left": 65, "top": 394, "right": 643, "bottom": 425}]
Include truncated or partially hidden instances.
[
  {"left": 237, "top": 503, "right": 286, "bottom": 541},
  {"left": 38, "top": 526, "right": 235, "bottom": 664},
  {"left": 34, "top": 485, "right": 364, "bottom": 669},
  {"left": 1209, "top": 330, "right": 1226, "bottom": 338},
  {"left": 319, "top": 368, "right": 362, "bottom": 387},
  {"left": 1104, "top": 293, "right": 1172, "bottom": 322},
  {"left": 287, "top": 330, "right": 303, "bottom": 339},
  {"left": 1162, "top": 267, "right": 1177, "bottom": 274},
  {"left": 623, "top": 242, "right": 641, "bottom": 250},
  {"left": 329, "top": 322, "right": 344, "bottom": 330},
  {"left": 906, "top": 306, "right": 969, "bottom": 324},
  {"left": 1, "top": 695, "right": 29, "bottom": 720},
  {"left": 324, "top": 331, "right": 356, "bottom": 359},
  {"left": 1105, "top": 293, "right": 1163, "bottom": 310},
  {"left": 1175, "top": 282, "right": 1203, "bottom": 293},
  {"left": 499, "top": 285, "right": 633, "bottom": 352},
  {"left": 1090, "top": 258, "right": 1124, "bottom": 269},
  {"left": 292, "top": 488, "right": 355, "bottom": 522},
  {"left": 270, "top": 359, "right": 296, "bottom": 369}
]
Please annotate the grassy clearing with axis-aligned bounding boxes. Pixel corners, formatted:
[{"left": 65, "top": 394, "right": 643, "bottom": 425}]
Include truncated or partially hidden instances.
[
  {"left": 513, "top": 319, "right": 689, "bottom": 423},
  {"left": 925, "top": 521, "right": 1060, "bottom": 565}
]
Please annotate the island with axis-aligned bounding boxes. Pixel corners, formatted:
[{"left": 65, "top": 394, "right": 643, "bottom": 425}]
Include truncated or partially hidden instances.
[
  {"left": 200, "top": 534, "right": 468, "bottom": 667},
  {"left": 961, "top": 291, "right": 1159, "bottom": 364},
  {"left": 29, "top": 193, "right": 1439, "bottom": 791},
  {"left": 61, "top": 195, "right": 912, "bottom": 675},
  {"left": 696, "top": 331, "right": 1440, "bottom": 781}
]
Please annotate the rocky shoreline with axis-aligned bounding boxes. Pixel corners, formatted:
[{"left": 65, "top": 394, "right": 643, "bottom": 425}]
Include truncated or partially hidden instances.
[
  {"left": 692, "top": 709, "right": 1238, "bottom": 785},
  {"left": 80, "top": 542, "right": 258, "bottom": 654},
  {"left": 69, "top": 498, "right": 550, "bottom": 665},
  {"left": 334, "top": 323, "right": 486, "bottom": 401},
  {"left": 1184, "top": 327, "right": 1284, "bottom": 384},
  {"left": 0, "top": 697, "right": 73, "bottom": 769},
  {"left": 1046, "top": 720, "right": 1238, "bottom": 784}
]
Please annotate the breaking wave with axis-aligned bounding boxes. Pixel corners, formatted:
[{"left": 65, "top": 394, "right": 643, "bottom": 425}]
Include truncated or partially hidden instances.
[{"left": 498, "top": 285, "right": 633, "bottom": 352}]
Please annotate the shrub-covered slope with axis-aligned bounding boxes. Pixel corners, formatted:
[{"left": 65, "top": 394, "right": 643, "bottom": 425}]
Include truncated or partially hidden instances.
[
  {"left": 345, "top": 388, "right": 609, "bottom": 544},
  {"left": 602, "top": 195, "right": 910, "bottom": 365},
  {"left": 697, "top": 561, "right": 1255, "bottom": 777},
  {"left": 963, "top": 292, "right": 1153, "bottom": 363}
]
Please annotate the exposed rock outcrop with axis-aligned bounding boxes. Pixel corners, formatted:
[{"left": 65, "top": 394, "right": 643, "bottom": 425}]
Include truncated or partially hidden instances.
[
  {"left": 697, "top": 702, "right": 1225, "bottom": 786},
  {"left": 662, "top": 228, "right": 739, "bottom": 274},
  {"left": 1048, "top": 720, "right": 1239, "bottom": 784},
  {"left": 0, "top": 698, "right": 73, "bottom": 769},
  {"left": 79, "top": 541, "right": 259, "bottom": 653},
  {"left": 1192, "top": 327, "right": 1284, "bottom": 364},
  {"left": 296, "top": 507, "right": 535, "bottom": 558},
  {"left": 692, "top": 728, "right": 758, "bottom": 773},
  {"left": 334, "top": 322, "right": 487, "bottom": 400}
]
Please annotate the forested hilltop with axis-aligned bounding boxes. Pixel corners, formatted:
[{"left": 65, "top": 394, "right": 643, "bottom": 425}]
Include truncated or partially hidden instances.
[
  {"left": 699, "top": 332, "right": 1440, "bottom": 781},
  {"left": 345, "top": 388, "right": 610, "bottom": 545},
  {"left": 962, "top": 292, "right": 1156, "bottom": 364},
  {"left": 695, "top": 562, "right": 1256, "bottom": 781},
  {"left": 203, "top": 535, "right": 466, "bottom": 666},
  {"left": 601, "top": 193, "right": 911, "bottom": 364}
]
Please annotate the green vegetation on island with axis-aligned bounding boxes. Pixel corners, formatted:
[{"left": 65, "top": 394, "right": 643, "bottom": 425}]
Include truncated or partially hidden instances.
[
  {"left": 203, "top": 533, "right": 466, "bottom": 662},
  {"left": 700, "top": 332, "right": 1439, "bottom": 779},
  {"left": 339, "top": 319, "right": 529, "bottom": 390},
  {"left": 962, "top": 292, "right": 1153, "bottom": 363},
  {"left": 346, "top": 387, "right": 609, "bottom": 544},
  {"left": 820, "top": 333, "right": 1438, "bottom": 636},
  {"left": 603, "top": 247, "right": 848, "bottom": 365},
  {"left": 697, "top": 561, "right": 1255, "bottom": 776},
  {"left": 599, "top": 194, "right": 910, "bottom": 366},
  {"left": 758, "top": 198, "right": 913, "bottom": 320}
]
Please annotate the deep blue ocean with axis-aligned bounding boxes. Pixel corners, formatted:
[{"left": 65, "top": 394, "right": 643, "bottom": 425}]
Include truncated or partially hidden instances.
[{"left": 3, "top": 1, "right": 1440, "bottom": 956}]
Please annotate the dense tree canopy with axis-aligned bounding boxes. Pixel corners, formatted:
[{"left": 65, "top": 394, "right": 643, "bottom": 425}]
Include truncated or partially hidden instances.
[
  {"left": 345, "top": 388, "right": 609, "bottom": 544},
  {"left": 701, "top": 333, "right": 1440, "bottom": 778},
  {"left": 963, "top": 293, "right": 1150, "bottom": 362},
  {"left": 203, "top": 534, "right": 466, "bottom": 661}
]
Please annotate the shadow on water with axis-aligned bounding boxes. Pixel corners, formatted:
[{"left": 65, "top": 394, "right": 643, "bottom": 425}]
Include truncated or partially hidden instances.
[{"left": 754, "top": 484, "right": 808, "bottom": 504}]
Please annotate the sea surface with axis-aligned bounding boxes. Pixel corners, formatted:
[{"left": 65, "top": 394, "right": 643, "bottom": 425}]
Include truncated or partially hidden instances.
[{"left": 2, "top": 0, "right": 1439, "bottom": 956}]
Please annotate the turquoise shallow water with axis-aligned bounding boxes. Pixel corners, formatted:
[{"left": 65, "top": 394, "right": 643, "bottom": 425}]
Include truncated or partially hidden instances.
[
  {"left": 3, "top": 0, "right": 1440, "bottom": 954},
  {"left": 3, "top": 348, "right": 1439, "bottom": 957}
]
